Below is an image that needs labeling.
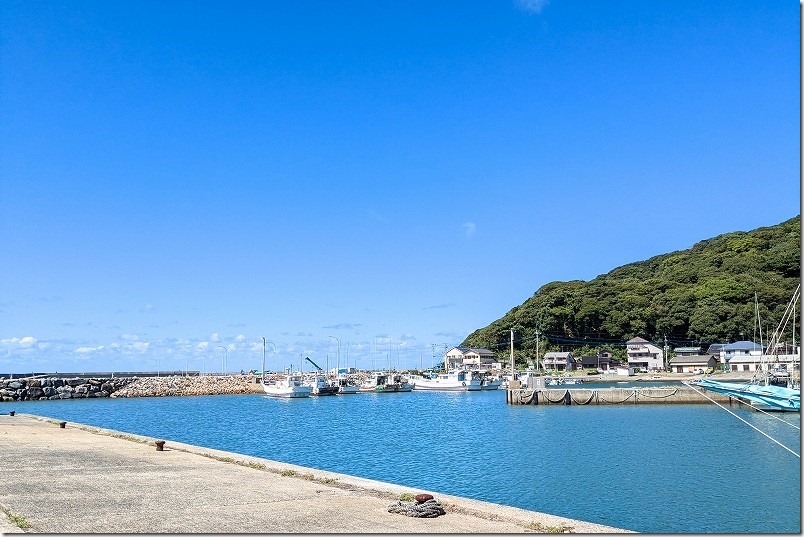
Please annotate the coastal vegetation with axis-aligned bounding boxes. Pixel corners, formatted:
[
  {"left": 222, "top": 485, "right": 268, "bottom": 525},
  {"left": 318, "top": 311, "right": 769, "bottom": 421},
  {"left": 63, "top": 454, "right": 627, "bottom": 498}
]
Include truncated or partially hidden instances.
[{"left": 463, "top": 216, "right": 800, "bottom": 359}]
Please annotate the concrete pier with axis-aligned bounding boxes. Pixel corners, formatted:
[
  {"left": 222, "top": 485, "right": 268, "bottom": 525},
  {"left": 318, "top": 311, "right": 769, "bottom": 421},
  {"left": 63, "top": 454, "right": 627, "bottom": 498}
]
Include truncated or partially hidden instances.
[
  {"left": 0, "top": 413, "right": 628, "bottom": 533},
  {"left": 507, "top": 385, "right": 735, "bottom": 405}
]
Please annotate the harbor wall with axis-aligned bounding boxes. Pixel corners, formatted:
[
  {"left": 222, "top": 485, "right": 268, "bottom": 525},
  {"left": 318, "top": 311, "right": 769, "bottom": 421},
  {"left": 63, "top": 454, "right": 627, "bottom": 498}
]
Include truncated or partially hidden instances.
[
  {"left": 0, "top": 375, "right": 263, "bottom": 402},
  {"left": 507, "top": 386, "right": 735, "bottom": 405}
]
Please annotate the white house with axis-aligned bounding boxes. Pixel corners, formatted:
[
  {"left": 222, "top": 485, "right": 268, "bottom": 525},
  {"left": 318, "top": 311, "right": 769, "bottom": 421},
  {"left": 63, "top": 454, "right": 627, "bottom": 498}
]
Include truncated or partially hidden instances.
[
  {"left": 445, "top": 346, "right": 498, "bottom": 370},
  {"left": 542, "top": 352, "right": 576, "bottom": 372},
  {"left": 626, "top": 337, "right": 664, "bottom": 372}
]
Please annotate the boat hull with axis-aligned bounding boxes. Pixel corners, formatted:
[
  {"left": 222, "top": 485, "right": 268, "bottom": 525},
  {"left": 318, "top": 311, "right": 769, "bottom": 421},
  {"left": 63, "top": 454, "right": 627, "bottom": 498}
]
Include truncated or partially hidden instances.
[{"left": 691, "top": 379, "right": 800, "bottom": 412}]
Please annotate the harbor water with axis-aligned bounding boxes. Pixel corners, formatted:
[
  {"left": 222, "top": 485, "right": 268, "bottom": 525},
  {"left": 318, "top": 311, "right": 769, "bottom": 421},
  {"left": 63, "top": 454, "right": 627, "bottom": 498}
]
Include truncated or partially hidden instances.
[{"left": 7, "top": 389, "right": 800, "bottom": 533}]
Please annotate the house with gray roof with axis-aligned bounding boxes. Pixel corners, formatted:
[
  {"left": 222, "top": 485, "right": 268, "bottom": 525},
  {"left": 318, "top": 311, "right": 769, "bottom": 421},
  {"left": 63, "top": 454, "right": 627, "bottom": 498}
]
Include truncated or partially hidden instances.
[
  {"left": 542, "top": 352, "right": 576, "bottom": 372},
  {"left": 668, "top": 354, "right": 717, "bottom": 373}
]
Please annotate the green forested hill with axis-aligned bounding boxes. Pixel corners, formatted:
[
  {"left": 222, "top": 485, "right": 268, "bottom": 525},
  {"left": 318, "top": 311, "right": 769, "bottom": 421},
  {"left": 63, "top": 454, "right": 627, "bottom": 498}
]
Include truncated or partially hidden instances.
[{"left": 463, "top": 216, "right": 800, "bottom": 357}]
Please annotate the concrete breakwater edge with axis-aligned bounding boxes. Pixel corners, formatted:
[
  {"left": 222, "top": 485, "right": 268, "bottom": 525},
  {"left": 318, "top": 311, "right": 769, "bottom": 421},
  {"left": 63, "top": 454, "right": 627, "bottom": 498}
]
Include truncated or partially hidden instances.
[
  {"left": 507, "top": 385, "right": 734, "bottom": 405},
  {"left": 0, "top": 413, "right": 628, "bottom": 533},
  {"left": 0, "top": 374, "right": 262, "bottom": 401}
]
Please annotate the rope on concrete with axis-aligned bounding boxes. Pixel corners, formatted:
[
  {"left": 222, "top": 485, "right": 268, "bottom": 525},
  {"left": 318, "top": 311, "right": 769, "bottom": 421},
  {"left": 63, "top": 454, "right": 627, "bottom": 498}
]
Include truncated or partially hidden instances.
[
  {"left": 595, "top": 389, "right": 636, "bottom": 404},
  {"left": 517, "top": 389, "right": 535, "bottom": 404},
  {"left": 387, "top": 499, "right": 446, "bottom": 518},
  {"left": 569, "top": 390, "right": 596, "bottom": 405},
  {"left": 542, "top": 389, "right": 570, "bottom": 404}
]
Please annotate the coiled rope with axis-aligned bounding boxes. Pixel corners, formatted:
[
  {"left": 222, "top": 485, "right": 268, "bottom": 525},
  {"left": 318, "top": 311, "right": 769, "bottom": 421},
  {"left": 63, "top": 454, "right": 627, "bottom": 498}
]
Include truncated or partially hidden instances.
[{"left": 387, "top": 498, "right": 446, "bottom": 518}]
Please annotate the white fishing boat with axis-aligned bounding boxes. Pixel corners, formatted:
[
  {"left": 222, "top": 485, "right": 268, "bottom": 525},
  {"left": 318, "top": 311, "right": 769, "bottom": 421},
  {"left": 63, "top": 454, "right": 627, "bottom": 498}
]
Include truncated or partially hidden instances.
[
  {"left": 412, "top": 369, "right": 483, "bottom": 391},
  {"left": 305, "top": 373, "right": 339, "bottom": 396},
  {"left": 480, "top": 371, "right": 502, "bottom": 390},
  {"left": 263, "top": 373, "right": 312, "bottom": 398},
  {"left": 334, "top": 374, "right": 360, "bottom": 394},
  {"left": 360, "top": 371, "right": 403, "bottom": 393}
]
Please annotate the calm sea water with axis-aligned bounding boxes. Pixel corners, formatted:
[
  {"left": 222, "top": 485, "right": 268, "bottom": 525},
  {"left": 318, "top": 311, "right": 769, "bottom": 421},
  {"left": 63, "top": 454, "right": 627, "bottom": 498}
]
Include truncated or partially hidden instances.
[{"left": 7, "top": 389, "right": 800, "bottom": 533}]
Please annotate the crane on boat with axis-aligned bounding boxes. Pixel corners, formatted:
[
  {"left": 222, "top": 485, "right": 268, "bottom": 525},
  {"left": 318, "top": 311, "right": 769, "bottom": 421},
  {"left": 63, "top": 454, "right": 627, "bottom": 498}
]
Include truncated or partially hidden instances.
[{"left": 305, "top": 356, "right": 325, "bottom": 372}]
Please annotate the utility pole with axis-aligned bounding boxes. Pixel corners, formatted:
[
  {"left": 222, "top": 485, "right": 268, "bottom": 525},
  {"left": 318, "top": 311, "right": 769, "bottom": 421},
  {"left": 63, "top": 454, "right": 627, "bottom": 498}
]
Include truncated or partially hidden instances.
[
  {"left": 510, "top": 329, "right": 515, "bottom": 377},
  {"left": 663, "top": 335, "right": 668, "bottom": 372},
  {"left": 535, "top": 329, "right": 540, "bottom": 372}
]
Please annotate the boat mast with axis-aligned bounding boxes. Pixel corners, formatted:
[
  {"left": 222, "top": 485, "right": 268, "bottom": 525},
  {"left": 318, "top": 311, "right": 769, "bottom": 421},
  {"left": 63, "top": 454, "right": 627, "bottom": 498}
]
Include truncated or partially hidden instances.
[{"left": 261, "top": 337, "right": 266, "bottom": 384}]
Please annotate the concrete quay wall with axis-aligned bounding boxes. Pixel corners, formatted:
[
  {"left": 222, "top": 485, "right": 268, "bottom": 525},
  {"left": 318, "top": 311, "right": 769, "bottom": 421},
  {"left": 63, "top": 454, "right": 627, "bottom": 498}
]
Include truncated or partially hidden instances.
[
  {"left": 508, "top": 386, "right": 735, "bottom": 405},
  {"left": 0, "top": 413, "right": 629, "bottom": 533}
]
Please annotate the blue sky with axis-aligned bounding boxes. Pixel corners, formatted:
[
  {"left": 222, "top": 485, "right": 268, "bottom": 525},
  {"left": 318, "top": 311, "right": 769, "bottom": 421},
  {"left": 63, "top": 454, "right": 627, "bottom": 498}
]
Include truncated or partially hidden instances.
[{"left": 1, "top": 1, "right": 799, "bottom": 374}]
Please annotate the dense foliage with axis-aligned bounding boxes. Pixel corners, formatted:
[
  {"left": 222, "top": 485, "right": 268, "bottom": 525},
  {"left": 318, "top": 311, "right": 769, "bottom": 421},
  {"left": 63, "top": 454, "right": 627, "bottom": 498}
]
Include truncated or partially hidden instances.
[{"left": 463, "top": 216, "right": 801, "bottom": 358}]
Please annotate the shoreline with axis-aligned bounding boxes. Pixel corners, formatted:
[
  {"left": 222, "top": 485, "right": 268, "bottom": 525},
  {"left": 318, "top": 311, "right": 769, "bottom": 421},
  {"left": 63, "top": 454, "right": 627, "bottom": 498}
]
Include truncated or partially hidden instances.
[
  {"left": 0, "top": 370, "right": 759, "bottom": 401},
  {"left": 0, "top": 413, "right": 629, "bottom": 533}
]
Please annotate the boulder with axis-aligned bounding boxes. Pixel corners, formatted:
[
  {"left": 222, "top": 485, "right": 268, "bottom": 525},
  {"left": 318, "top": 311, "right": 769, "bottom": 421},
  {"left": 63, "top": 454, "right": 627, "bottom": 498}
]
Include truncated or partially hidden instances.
[
  {"left": 7, "top": 381, "right": 24, "bottom": 390},
  {"left": 67, "top": 378, "right": 86, "bottom": 387},
  {"left": 27, "top": 387, "right": 44, "bottom": 399}
]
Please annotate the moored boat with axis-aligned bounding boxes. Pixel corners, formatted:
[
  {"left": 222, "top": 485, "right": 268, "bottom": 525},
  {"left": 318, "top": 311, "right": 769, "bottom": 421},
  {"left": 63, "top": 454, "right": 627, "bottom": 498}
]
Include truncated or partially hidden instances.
[
  {"left": 263, "top": 373, "right": 313, "bottom": 398},
  {"left": 334, "top": 374, "right": 360, "bottom": 394},
  {"left": 412, "top": 369, "right": 482, "bottom": 391},
  {"left": 306, "top": 374, "right": 339, "bottom": 396}
]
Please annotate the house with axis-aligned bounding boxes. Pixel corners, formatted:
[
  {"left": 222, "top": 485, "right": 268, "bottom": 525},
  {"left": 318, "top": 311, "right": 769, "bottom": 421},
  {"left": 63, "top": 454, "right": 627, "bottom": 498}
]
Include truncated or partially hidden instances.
[
  {"left": 727, "top": 342, "right": 800, "bottom": 373},
  {"left": 542, "top": 352, "right": 576, "bottom": 371},
  {"left": 722, "top": 340, "right": 762, "bottom": 369},
  {"left": 668, "top": 354, "right": 717, "bottom": 373},
  {"left": 579, "top": 351, "right": 614, "bottom": 371},
  {"left": 626, "top": 337, "right": 664, "bottom": 372},
  {"left": 674, "top": 347, "right": 702, "bottom": 357},
  {"left": 445, "top": 346, "right": 498, "bottom": 370}
]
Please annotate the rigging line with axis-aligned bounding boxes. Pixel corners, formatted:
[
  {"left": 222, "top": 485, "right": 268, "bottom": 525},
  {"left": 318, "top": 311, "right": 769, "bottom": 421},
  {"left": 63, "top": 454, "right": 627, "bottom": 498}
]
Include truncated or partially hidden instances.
[
  {"left": 683, "top": 382, "right": 800, "bottom": 458},
  {"left": 747, "top": 402, "right": 801, "bottom": 430}
]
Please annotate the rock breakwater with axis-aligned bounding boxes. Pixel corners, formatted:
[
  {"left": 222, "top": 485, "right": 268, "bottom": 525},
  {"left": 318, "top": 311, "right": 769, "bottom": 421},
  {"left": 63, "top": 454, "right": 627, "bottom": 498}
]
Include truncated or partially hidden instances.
[
  {"left": 0, "top": 375, "right": 261, "bottom": 401},
  {"left": 0, "top": 377, "right": 135, "bottom": 402},
  {"left": 112, "top": 375, "right": 260, "bottom": 397}
]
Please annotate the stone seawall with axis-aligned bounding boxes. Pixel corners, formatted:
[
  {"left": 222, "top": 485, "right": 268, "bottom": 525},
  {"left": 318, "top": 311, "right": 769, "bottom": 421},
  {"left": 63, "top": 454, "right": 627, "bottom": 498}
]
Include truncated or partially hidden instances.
[
  {"left": 0, "top": 377, "right": 136, "bottom": 402},
  {"left": 0, "top": 375, "right": 262, "bottom": 402},
  {"left": 113, "top": 375, "right": 261, "bottom": 397}
]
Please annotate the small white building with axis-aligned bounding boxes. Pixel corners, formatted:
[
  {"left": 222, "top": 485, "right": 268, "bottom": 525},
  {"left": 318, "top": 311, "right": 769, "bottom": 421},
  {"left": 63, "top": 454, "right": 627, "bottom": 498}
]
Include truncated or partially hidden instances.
[
  {"left": 445, "top": 346, "right": 498, "bottom": 370},
  {"left": 626, "top": 337, "right": 664, "bottom": 372},
  {"left": 542, "top": 352, "right": 576, "bottom": 372}
]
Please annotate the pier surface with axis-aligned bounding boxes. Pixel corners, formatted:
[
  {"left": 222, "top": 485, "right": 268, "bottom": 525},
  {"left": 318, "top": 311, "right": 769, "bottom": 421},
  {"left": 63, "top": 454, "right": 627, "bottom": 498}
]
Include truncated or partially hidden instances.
[{"left": 0, "top": 414, "right": 627, "bottom": 533}]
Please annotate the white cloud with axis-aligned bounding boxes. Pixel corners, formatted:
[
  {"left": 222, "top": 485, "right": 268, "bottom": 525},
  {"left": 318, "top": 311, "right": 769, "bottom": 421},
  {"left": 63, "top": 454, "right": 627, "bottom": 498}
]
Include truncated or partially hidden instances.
[
  {"left": 75, "top": 345, "right": 104, "bottom": 354},
  {"left": 462, "top": 222, "right": 476, "bottom": 238},
  {"left": 126, "top": 341, "right": 150, "bottom": 353},
  {"left": 1, "top": 336, "right": 38, "bottom": 348},
  {"left": 196, "top": 341, "right": 210, "bottom": 351},
  {"left": 210, "top": 333, "right": 221, "bottom": 342},
  {"left": 235, "top": 334, "right": 246, "bottom": 342}
]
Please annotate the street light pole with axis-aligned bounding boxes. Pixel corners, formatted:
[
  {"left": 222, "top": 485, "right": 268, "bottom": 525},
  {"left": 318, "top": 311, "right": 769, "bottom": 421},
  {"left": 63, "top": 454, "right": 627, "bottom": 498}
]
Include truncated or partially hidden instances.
[
  {"left": 329, "top": 336, "right": 340, "bottom": 375},
  {"left": 217, "top": 346, "right": 228, "bottom": 375}
]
